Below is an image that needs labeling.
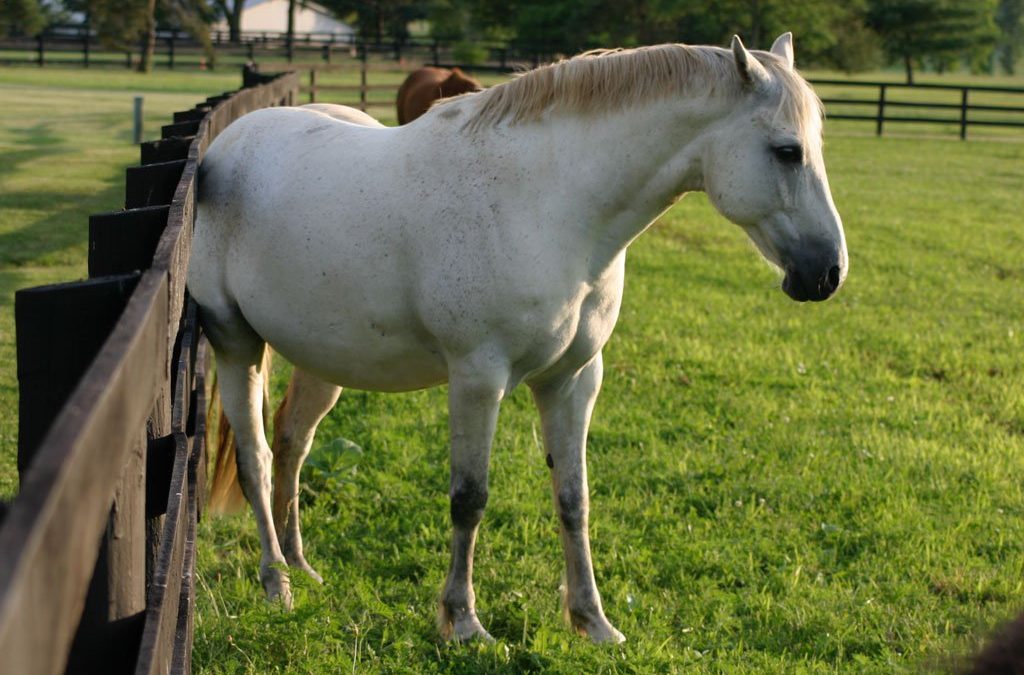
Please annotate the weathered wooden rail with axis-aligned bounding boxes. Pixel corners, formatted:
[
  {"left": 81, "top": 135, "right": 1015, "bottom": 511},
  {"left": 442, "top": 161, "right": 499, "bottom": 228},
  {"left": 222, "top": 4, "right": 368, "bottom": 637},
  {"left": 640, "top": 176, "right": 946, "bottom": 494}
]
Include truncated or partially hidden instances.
[{"left": 0, "top": 67, "right": 299, "bottom": 675}]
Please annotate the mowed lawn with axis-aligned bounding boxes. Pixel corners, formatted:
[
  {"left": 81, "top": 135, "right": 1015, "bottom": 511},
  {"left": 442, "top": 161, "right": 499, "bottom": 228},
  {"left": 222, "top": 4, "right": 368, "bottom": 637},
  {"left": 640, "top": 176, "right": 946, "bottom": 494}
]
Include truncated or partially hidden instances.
[{"left": 0, "top": 65, "right": 1022, "bottom": 673}]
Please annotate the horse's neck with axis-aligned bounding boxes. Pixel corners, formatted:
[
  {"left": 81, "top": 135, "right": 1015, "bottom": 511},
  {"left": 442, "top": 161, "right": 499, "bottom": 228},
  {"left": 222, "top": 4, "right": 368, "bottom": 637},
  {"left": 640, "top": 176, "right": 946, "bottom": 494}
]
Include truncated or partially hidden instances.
[{"left": 500, "top": 98, "right": 726, "bottom": 270}]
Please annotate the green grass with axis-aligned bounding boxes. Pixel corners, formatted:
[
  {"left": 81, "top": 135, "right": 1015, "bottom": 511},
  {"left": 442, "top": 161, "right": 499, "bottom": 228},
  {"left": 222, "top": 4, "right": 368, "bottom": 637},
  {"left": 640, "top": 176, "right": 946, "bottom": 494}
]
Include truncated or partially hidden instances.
[
  {"left": 1, "top": 65, "right": 1023, "bottom": 673},
  {"left": 0, "top": 69, "right": 231, "bottom": 497}
]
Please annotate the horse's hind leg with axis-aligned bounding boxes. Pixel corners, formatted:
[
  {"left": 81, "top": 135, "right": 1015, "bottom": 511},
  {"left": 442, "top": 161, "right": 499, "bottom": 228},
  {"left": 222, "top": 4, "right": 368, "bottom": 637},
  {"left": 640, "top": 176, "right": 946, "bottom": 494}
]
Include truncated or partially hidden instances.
[
  {"left": 205, "top": 310, "right": 292, "bottom": 606},
  {"left": 530, "top": 353, "right": 625, "bottom": 643},
  {"left": 272, "top": 367, "right": 342, "bottom": 584}
]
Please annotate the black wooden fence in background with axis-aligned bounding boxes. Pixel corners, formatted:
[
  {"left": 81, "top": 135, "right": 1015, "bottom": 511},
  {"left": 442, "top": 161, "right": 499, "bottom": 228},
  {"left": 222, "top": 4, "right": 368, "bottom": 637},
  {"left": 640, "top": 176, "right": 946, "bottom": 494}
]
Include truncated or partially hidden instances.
[
  {"left": 0, "top": 67, "right": 299, "bottom": 675},
  {"left": 811, "top": 79, "right": 1024, "bottom": 139}
]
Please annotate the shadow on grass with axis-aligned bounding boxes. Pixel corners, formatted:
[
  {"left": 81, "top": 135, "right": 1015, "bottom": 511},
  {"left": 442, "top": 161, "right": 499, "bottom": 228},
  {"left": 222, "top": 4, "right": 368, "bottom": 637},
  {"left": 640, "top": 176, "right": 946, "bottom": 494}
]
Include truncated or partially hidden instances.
[
  {"left": 0, "top": 180, "right": 124, "bottom": 268},
  {"left": 0, "top": 122, "right": 69, "bottom": 178}
]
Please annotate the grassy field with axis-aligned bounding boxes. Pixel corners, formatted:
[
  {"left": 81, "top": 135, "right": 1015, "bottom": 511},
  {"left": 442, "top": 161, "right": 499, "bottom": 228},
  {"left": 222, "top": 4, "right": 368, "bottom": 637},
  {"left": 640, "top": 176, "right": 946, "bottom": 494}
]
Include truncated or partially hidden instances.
[{"left": 1, "top": 64, "right": 1023, "bottom": 673}]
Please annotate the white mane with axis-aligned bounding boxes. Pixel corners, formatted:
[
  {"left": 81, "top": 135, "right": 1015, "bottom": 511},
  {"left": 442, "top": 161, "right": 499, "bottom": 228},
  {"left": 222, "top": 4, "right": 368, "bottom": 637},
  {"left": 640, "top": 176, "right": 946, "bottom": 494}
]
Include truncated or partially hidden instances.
[{"left": 453, "top": 43, "right": 822, "bottom": 134}]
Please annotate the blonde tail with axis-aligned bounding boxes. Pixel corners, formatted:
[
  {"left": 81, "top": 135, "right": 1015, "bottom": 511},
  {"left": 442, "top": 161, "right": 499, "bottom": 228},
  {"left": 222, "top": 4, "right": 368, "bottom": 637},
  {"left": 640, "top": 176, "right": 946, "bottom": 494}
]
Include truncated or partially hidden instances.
[{"left": 206, "top": 346, "right": 274, "bottom": 514}]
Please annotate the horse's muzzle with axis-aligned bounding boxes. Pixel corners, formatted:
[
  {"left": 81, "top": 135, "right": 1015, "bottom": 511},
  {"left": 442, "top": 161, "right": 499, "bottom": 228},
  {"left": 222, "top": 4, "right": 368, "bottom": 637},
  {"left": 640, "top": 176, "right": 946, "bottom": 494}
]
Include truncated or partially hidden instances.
[{"left": 782, "top": 260, "right": 843, "bottom": 302}]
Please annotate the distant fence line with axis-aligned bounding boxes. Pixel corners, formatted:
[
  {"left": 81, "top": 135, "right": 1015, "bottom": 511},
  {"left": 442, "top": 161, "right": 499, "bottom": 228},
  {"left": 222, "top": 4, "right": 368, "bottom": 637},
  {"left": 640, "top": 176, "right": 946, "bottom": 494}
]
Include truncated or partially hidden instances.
[
  {"left": 1, "top": 26, "right": 1022, "bottom": 139},
  {"left": 0, "top": 67, "right": 299, "bottom": 675},
  {"left": 300, "top": 64, "right": 1024, "bottom": 138},
  {"left": 812, "top": 79, "right": 1024, "bottom": 139},
  {"left": 0, "top": 25, "right": 540, "bottom": 71}
]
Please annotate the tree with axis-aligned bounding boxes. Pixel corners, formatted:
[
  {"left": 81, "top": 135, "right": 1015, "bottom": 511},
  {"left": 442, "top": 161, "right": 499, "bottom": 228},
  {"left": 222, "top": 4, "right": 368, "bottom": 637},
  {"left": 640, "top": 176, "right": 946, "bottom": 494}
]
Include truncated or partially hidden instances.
[
  {"left": 87, "top": 0, "right": 156, "bottom": 71},
  {"left": 867, "top": 0, "right": 998, "bottom": 83},
  {"left": 211, "top": 0, "right": 244, "bottom": 42},
  {"left": 996, "top": 0, "right": 1024, "bottom": 73},
  {"left": 88, "top": 0, "right": 214, "bottom": 73},
  {"left": 0, "top": 0, "right": 46, "bottom": 36},
  {"left": 318, "top": 0, "right": 427, "bottom": 46},
  {"left": 160, "top": 0, "right": 216, "bottom": 65}
]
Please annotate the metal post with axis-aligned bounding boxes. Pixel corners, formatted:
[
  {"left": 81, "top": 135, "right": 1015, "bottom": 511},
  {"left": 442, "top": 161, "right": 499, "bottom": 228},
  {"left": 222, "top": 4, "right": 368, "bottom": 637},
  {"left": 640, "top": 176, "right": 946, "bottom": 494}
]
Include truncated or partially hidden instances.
[
  {"left": 959, "top": 88, "right": 969, "bottom": 140},
  {"left": 133, "top": 97, "right": 144, "bottom": 145},
  {"left": 876, "top": 84, "right": 887, "bottom": 137}
]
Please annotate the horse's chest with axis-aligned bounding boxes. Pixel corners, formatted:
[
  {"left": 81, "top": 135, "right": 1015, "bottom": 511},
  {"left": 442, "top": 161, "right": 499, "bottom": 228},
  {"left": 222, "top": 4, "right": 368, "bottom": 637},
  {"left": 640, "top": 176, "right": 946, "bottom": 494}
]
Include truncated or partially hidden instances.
[{"left": 507, "top": 265, "right": 625, "bottom": 383}]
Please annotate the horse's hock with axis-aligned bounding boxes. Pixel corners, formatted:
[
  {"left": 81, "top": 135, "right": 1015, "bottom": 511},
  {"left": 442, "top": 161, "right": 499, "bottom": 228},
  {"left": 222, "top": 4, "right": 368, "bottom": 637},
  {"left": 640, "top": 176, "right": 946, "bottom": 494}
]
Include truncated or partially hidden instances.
[{"left": 0, "top": 67, "right": 299, "bottom": 675}]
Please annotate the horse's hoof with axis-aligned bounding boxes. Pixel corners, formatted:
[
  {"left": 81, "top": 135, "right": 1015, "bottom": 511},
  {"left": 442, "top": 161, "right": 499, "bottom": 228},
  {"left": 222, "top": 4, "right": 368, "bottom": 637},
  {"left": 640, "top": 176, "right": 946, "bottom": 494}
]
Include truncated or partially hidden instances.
[
  {"left": 451, "top": 617, "right": 494, "bottom": 644},
  {"left": 267, "top": 584, "right": 294, "bottom": 610},
  {"left": 287, "top": 556, "right": 324, "bottom": 585},
  {"left": 585, "top": 623, "right": 625, "bottom": 644},
  {"left": 261, "top": 564, "right": 293, "bottom": 609},
  {"left": 571, "top": 611, "right": 626, "bottom": 643},
  {"left": 438, "top": 605, "right": 493, "bottom": 643}
]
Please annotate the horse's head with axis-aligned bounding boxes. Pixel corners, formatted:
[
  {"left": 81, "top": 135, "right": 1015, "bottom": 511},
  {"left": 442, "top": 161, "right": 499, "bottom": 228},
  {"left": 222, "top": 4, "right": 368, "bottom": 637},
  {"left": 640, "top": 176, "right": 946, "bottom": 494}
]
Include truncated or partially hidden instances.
[
  {"left": 443, "top": 68, "right": 484, "bottom": 97},
  {"left": 703, "top": 33, "right": 847, "bottom": 302}
]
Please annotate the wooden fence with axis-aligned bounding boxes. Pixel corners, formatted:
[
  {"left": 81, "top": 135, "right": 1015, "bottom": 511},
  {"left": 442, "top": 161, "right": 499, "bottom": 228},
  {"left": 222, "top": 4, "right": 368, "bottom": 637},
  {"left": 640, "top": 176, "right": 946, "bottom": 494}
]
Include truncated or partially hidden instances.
[
  {"left": 811, "top": 79, "right": 1024, "bottom": 139},
  {"left": 0, "top": 67, "right": 299, "bottom": 675},
  {"left": 0, "top": 27, "right": 537, "bottom": 72}
]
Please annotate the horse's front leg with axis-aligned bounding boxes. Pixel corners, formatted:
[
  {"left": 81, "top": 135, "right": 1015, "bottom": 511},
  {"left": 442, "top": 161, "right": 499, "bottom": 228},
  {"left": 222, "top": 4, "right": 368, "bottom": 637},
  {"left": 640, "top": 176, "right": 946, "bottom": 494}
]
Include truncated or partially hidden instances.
[
  {"left": 530, "top": 353, "right": 625, "bottom": 643},
  {"left": 438, "top": 363, "right": 506, "bottom": 642}
]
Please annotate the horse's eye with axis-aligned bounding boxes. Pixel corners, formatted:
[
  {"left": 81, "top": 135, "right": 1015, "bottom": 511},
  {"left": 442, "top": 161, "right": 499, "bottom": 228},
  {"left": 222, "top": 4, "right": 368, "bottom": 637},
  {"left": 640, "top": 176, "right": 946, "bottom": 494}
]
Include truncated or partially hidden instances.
[{"left": 773, "top": 145, "right": 803, "bottom": 164}]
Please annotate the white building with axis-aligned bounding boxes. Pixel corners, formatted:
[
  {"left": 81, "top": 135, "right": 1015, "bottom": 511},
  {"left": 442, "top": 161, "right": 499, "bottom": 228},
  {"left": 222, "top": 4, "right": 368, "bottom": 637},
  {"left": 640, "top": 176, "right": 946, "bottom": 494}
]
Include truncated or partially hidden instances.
[{"left": 214, "top": 0, "right": 355, "bottom": 39}]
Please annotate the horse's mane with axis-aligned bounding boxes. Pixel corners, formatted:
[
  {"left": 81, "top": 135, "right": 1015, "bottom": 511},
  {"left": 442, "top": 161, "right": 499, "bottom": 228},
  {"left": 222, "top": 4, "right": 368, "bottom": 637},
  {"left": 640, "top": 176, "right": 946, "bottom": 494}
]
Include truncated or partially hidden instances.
[{"left": 456, "top": 43, "right": 822, "bottom": 134}]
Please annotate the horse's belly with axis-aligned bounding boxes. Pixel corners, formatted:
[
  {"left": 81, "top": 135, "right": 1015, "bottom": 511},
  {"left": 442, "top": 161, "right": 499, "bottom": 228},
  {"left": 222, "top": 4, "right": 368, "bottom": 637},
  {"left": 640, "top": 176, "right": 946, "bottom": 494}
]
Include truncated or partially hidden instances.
[{"left": 262, "top": 322, "right": 448, "bottom": 392}]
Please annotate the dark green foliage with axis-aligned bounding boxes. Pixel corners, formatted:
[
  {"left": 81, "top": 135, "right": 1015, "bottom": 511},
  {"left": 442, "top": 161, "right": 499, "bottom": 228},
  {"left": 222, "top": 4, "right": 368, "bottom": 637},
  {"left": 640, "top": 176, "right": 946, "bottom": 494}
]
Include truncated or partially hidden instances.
[
  {"left": 0, "top": 0, "right": 46, "bottom": 36},
  {"left": 996, "top": 0, "right": 1024, "bottom": 73},
  {"left": 867, "top": 0, "right": 999, "bottom": 82}
]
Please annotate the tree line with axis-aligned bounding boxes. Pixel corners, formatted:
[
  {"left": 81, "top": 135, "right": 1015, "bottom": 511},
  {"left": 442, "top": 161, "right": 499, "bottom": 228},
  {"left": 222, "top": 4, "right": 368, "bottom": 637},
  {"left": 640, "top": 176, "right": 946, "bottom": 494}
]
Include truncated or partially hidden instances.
[{"left": 1, "top": 0, "right": 1021, "bottom": 81}]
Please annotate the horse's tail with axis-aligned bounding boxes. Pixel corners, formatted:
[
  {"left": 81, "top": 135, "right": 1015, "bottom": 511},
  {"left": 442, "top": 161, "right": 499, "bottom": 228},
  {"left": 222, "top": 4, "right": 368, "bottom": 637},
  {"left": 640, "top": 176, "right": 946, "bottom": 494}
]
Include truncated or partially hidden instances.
[{"left": 207, "top": 346, "right": 277, "bottom": 514}]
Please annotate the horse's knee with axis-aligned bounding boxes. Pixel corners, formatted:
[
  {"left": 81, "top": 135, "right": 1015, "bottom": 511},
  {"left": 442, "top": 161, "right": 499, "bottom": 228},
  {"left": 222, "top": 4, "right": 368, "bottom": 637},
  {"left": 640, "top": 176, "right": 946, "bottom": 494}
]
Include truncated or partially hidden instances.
[
  {"left": 557, "top": 486, "right": 587, "bottom": 533},
  {"left": 450, "top": 478, "right": 488, "bottom": 529}
]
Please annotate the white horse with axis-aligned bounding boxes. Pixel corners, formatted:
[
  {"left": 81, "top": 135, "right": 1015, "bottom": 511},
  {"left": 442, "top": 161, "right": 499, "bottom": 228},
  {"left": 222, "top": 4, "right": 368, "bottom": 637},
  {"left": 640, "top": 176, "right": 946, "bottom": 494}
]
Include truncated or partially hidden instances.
[{"left": 189, "top": 34, "right": 847, "bottom": 643}]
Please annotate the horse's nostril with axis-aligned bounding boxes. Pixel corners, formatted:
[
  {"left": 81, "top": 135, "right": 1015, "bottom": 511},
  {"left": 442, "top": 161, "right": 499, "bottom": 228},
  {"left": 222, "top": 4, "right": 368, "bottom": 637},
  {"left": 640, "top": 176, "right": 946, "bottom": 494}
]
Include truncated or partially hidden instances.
[{"left": 827, "top": 265, "right": 841, "bottom": 291}]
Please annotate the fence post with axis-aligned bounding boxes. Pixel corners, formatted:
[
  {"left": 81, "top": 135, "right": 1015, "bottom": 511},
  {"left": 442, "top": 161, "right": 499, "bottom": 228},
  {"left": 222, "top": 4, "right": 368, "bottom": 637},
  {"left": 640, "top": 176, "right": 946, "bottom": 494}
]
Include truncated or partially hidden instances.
[
  {"left": 133, "top": 97, "right": 144, "bottom": 145},
  {"left": 959, "top": 88, "right": 969, "bottom": 140},
  {"left": 36, "top": 33, "right": 44, "bottom": 67},
  {"left": 876, "top": 84, "right": 887, "bottom": 137},
  {"left": 431, "top": 40, "right": 439, "bottom": 66},
  {"left": 125, "top": 51, "right": 132, "bottom": 69},
  {"left": 83, "top": 27, "right": 90, "bottom": 68},
  {"left": 167, "top": 32, "right": 175, "bottom": 69},
  {"left": 359, "top": 52, "right": 368, "bottom": 112},
  {"left": 16, "top": 275, "right": 148, "bottom": 675},
  {"left": 247, "top": 41, "right": 254, "bottom": 61},
  {"left": 322, "top": 43, "right": 331, "bottom": 63},
  {"left": 309, "top": 69, "right": 317, "bottom": 103}
]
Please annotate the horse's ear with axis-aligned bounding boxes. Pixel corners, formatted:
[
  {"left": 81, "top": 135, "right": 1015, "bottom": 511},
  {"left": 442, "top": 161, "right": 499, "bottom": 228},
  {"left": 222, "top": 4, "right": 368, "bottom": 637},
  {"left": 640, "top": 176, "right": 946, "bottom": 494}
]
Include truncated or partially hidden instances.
[
  {"left": 770, "top": 32, "right": 795, "bottom": 70},
  {"left": 731, "top": 35, "right": 770, "bottom": 90}
]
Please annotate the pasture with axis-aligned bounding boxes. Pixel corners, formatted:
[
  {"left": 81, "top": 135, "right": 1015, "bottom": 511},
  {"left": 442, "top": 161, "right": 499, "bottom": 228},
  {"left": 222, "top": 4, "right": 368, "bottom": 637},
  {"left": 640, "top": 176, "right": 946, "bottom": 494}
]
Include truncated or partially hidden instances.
[{"left": 1, "top": 65, "right": 1022, "bottom": 673}]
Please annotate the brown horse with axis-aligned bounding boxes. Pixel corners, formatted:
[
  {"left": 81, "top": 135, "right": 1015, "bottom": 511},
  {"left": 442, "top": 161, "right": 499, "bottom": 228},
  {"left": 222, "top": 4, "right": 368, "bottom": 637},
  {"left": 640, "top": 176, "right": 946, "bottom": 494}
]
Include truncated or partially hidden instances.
[{"left": 395, "top": 66, "right": 483, "bottom": 124}]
